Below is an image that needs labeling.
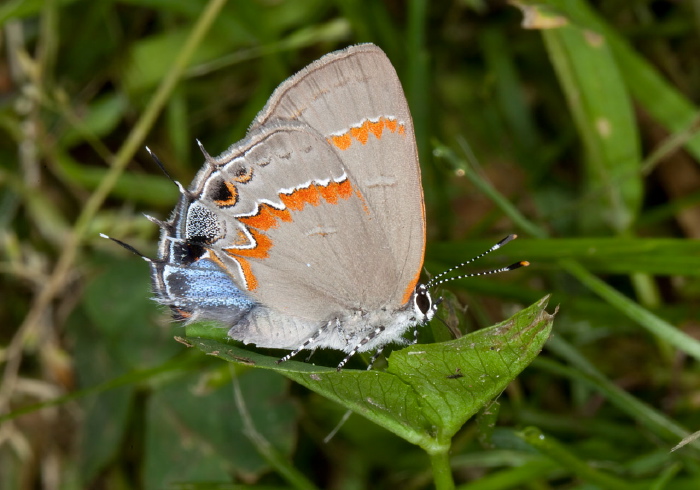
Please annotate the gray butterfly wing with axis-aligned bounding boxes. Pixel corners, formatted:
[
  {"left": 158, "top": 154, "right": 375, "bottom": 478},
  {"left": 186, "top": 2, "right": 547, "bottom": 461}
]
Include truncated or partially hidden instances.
[
  {"left": 173, "top": 121, "right": 409, "bottom": 349},
  {"left": 250, "top": 44, "right": 426, "bottom": 310},
  {"left": 158, "top": 45, "right": 426, "bottom": 351},
  {"left": 186, "top": 121, "right": 400, "bottom": 311}
]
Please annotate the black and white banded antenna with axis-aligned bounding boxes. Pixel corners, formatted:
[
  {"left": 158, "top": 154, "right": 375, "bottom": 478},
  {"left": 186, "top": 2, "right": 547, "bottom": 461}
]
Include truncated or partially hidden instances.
[{"left": 426, "top": 234, "right": 528, "bottom": 289}]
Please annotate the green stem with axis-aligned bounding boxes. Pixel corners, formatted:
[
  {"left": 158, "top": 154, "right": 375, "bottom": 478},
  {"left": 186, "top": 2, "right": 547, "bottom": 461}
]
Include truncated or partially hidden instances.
[
  {"left": 232, "top": 367, "right": 319, "bottom": 490},
  {"left": 429, "top": 447, "right": 455, "bottom": 490},
  {"left": 433, "top": 142, "right": 547, "bottom": 239}
]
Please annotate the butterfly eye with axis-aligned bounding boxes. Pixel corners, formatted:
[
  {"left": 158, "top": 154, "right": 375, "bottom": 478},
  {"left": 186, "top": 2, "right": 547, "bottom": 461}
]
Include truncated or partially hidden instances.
[{"left": 415, "top": 285, "right": 432, "bottom": 315}]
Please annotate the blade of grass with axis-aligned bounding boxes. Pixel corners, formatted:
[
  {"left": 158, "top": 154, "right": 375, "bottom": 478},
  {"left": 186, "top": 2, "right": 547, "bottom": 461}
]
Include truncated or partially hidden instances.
[
  {"left": 561, "top": 259, "right": 700, "bottom": 362},
  {"left": 533, "top": 0, "right": 700, "bottom": 162},
  {"left": 541, "top": 18, "right": 642, "bottom": 234},
  {"left": 434, "top": 141, "right": 700, "bottom": 362},
  {"left": 455, "top": 458, "right": 563, "bottom": 490},
  {"left": 430, "top": 237, "right": 700, "bottom": 276}
]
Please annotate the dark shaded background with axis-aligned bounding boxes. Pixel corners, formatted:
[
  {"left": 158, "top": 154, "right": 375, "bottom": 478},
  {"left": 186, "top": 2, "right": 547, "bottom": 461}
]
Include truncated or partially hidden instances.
[{"left": 2, "top": 0, "right": 700, "bottom": 488}]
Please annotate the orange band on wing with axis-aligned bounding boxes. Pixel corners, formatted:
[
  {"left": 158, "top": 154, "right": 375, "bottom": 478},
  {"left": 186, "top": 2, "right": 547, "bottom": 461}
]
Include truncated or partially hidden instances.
[
  {"left": 239, "top": 204, "right": 292, "bottom": 230},
  {"left": 280, "top": 184, "right": 321, "bottom": 210},
  {"left": 223, "top": 229, "right": 272, "bottom": 290},
  {"left": 236, "top": 257, "right": 258, "bottom": 290},
  {"left": 350, "top": 125, "right": 369, "bottom": 145},
  {"left": 327, "top": 117, "right": 406, "bottom": 151},
  {"left": 330, "top": 134, "right": 352, "bottom": 150},
  {"left": 225, "top": 178, "right": 355, "bottom": 290},
  {"left": 225, "top": 228, "right": 272, "bottom": 260}
]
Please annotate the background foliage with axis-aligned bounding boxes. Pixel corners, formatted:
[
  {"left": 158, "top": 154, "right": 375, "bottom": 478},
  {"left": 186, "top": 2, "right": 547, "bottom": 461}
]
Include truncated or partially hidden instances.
[{"left": 2, "top": 0, "right": 700, "bottom": 488}]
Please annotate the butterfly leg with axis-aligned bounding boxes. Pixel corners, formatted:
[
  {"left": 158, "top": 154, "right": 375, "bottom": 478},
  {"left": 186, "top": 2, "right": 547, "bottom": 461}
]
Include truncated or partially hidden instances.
[
  {"left": 334, "top": 321, "right": 351, "bottom": 347},
  {"left": 276, "top": 320, "right": 333, "bottom": 364},
  {"left": 336, "top": 326, "right": 385, "bottom": 371},
  {"left": 304, "top": 348, "right": 319, "bottom": 362},
  {"left": 366, "top": 348, "right": 384, "bottom": 370}
]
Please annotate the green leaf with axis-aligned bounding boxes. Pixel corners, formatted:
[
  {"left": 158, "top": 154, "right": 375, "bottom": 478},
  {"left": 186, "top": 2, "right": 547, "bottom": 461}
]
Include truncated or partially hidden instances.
[
  {"left": 541, "top": 14, "right": 642, "bottom": 233},
  {"left": 186, "top": 296, "right": 554, "bottom": 453},
  {"left": 123, "top": 29, "right": 231, "bottom": 94},
  {"left": 79, "top": 386, "right": 133, "bottom": 484},
  {"left": 60, "top": 94, "right": 129, "bottom": 149},
  {"left": 82, "top": 256, "right": 180, "bottom": 368}
]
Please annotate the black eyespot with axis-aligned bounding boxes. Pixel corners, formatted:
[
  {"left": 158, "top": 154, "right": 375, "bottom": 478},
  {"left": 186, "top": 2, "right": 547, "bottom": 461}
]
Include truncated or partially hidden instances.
[
  {"left": 173, "top": 241, "right": 206, "bottom": 265},
  {"left": 186, "top": 242, "right": 206, "bottom": 262},
  {"left": 232, "top": 164, "right": 253, "bottom": 183},
  {"left": 211, "top": 180, "right": 235, "bottom": 204}
]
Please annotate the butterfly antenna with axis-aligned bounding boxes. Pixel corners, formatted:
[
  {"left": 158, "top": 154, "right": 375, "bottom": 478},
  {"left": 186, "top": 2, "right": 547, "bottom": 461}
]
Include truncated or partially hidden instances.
[
  {"left": 99, "top": 233, "right": 152, "bottom": 263},
  {"left": 426, "top": 234, "right": 522, "bottom": 288},
  {"left": 428, "top": 260, "right": 529, "bottom": 288}
]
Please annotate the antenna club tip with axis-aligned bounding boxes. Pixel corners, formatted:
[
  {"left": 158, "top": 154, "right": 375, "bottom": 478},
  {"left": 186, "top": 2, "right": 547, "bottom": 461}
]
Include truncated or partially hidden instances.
[
  {"left": 505, "top": 261, "right": 529, "bottom": 271},
  {"left": 497, "top": 234, "right": 517, "bottom": 247},
  {"left": 99, "top": 233, "right": 109, "bottom": 239}
]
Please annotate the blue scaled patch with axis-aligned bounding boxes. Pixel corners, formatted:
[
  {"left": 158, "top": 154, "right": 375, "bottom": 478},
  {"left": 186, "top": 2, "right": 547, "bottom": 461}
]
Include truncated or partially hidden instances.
[{"left": 159, "top": 258, "right": 256, "bottom": 323}]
